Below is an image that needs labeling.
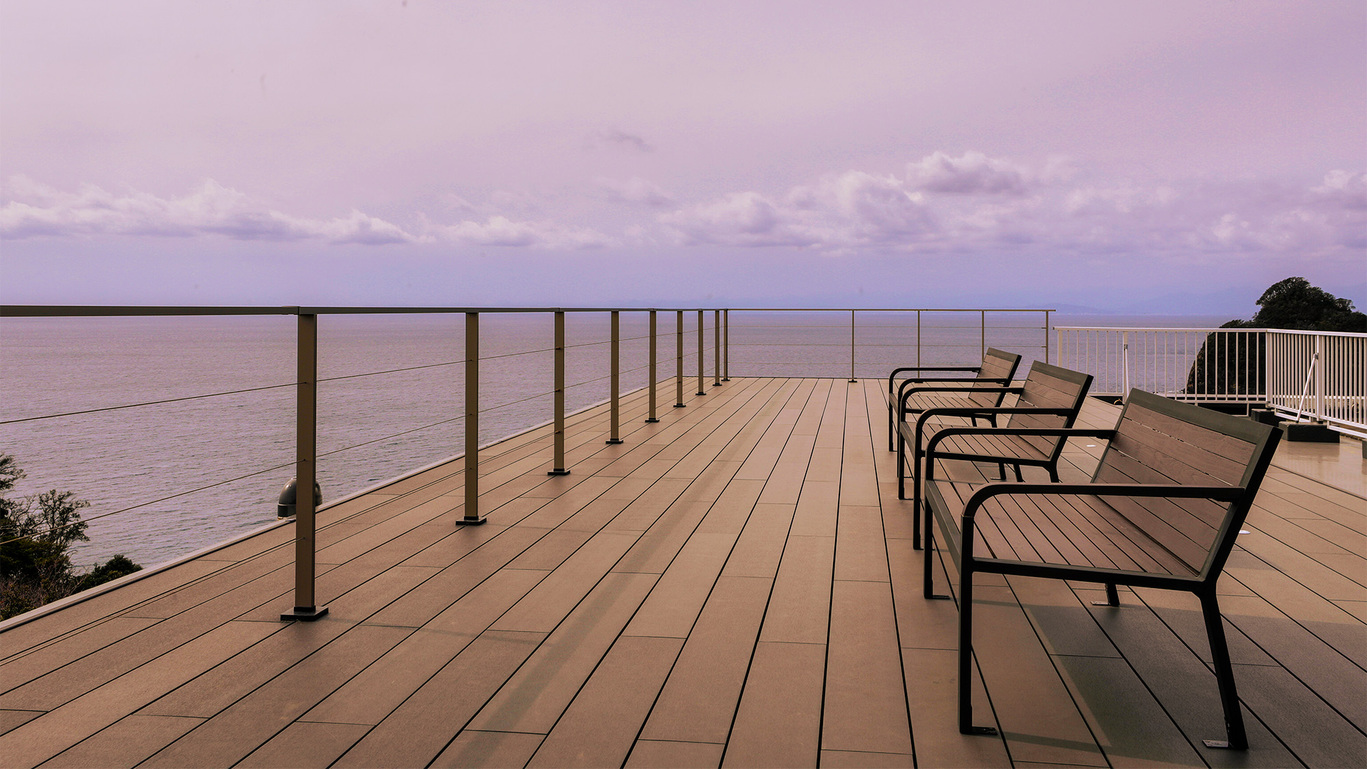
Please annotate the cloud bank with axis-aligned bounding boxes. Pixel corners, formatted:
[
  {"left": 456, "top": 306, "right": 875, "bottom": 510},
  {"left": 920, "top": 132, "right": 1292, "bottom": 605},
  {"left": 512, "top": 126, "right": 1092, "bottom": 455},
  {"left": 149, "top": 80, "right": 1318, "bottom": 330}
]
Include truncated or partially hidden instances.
[
  {"left": 4, "top": 154, "right": 1363, "bottom": 264},
  {"left": 0, "top": 178, "right": 418, "bottom": 245}
]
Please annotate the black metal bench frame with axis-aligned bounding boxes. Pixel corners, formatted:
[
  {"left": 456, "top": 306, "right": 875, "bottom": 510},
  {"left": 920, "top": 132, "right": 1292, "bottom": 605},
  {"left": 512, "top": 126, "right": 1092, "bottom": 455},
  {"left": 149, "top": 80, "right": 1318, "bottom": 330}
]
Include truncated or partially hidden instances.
[
  {"left": 921, "top": 389, "right": 1282, "bottom": 750},
  {"left": 883, "top": 348, "right": 1022, "bottom": 452},
  {"left": 897, "top": 362, "right": 1093, "bottom": 550}
]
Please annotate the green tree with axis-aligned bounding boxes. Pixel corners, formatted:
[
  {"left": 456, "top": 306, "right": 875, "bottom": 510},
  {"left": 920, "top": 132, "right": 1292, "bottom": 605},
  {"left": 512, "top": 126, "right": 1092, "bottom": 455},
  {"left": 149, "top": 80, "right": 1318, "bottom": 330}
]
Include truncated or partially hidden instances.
[
  {"left": 0, "top": 454, "right": 141, "bottom": 620},
  {"left": 1242, "top": 277, "right": 1367, "bottom": 332},
  {"left": 1185, "top": 278, "right": 1367, "bottom": 396}
]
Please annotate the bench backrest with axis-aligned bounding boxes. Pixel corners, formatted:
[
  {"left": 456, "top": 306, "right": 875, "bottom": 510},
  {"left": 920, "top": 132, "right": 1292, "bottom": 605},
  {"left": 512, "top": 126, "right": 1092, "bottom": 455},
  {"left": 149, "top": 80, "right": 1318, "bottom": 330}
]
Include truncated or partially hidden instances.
[
  {"left": 1092, "top": 389, "right": 1282, "bottom": 581},
  {"left": 967, "top": 348, "right": 1023, "bottom": 409},
  {"left": 1003, "top": 362, "right": 1094, "bottom": 460}
]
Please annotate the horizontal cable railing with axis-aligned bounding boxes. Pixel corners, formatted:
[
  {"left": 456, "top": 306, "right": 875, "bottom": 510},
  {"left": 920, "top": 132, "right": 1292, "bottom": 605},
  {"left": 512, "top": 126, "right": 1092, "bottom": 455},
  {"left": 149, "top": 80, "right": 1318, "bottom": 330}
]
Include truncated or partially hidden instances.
[
  {"left": 0, "top": 305, "right": 728, "bottom": 623},
  {"left": 2, "top": 303, "right": 1072, "bottom": 624}
]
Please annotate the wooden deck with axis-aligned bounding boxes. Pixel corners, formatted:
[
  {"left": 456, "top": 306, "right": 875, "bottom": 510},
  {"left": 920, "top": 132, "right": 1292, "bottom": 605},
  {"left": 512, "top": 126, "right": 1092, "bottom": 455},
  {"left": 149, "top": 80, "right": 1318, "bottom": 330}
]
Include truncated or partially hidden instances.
[{"left": 2, "top": 377, "right": 1364, "bottom": 768}]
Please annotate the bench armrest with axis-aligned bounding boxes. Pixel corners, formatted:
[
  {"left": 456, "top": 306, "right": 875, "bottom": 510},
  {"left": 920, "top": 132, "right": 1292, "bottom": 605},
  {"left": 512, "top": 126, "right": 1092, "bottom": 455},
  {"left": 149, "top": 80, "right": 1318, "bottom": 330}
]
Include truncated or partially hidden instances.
[
  {"left": 924, "top": 424, "right": 1113, "bottom": 458},
  {"left": 889, "top": 365, "right": 980, "bottom": 385},
  {"left": 891, "top": 375, "right": 985, "bottom": 398},
  {"left": 898, "top": 382, "right": 1017, "bottom": 412},
  {"left": 959, "top": 482, "right": 1246, "bottom": 521}
]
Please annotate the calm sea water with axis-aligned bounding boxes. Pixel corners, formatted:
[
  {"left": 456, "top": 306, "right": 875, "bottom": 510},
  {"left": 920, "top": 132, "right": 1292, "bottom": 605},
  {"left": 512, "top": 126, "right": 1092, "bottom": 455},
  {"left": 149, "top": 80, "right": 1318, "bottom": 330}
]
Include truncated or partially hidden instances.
[{"left": 0, "top": 311, "right": 1225, "bottom": 568}]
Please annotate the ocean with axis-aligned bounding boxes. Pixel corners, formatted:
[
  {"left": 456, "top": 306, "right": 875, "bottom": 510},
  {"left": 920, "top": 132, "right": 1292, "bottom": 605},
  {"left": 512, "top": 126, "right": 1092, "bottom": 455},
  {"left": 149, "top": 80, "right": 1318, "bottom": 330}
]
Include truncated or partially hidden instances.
[{"left": 0, "top": 310, "right": 1228, "bottom": 569}]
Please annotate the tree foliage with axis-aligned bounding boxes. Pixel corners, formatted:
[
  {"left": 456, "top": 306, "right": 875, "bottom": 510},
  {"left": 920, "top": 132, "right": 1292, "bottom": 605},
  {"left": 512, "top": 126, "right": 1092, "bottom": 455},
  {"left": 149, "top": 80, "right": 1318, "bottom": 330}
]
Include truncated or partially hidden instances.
[
  {"left": 1185, "top": 277, "right": 1366, "bottom": 396},
  {"left": 1230, "top": 277, "right": 1367, "bottom": 332},
  {"left": 0, "top": 454, "right": 141, "bottom": 620}
]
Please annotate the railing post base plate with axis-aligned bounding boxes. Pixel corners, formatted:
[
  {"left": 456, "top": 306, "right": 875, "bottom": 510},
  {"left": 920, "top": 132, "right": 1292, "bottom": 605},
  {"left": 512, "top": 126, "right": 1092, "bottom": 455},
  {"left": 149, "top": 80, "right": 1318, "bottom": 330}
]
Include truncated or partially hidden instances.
[
  {"left": 548, "top": 469, "right": 571, "bottom": 476},
  {"left": 281, "top": 606, "right": 329, "bottom": 622},
  {"left": 455, "top": 516, "right": 488, "bottom": 526},
  {"left": 645, "top": 417, "right": 660, "bottom": 423},
  {"left": 605, "top": 439, "right": 624, "bottom": 445}
]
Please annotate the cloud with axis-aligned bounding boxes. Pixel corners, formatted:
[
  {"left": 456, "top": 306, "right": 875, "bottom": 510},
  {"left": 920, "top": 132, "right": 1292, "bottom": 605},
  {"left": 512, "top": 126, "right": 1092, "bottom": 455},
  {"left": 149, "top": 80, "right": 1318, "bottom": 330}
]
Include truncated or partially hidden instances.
[
  {"left": 0, "top": 178, "right": 419, "bottom": 245},
  {"left": 435, "top": 216, "right": 615, "bottom": 249},
  {"left": 906, "top": 151, "right": 1033, "bottom": 195},
  {"left": 1313, "top": 169, "right": 1367, "bottom": 211},
  {"left": 594, "top": 129, "right": 654, "bottom": 153},
  {"left": 660, "top": 171, "right": 934, "bottom": 250},
  {"left": 595, "top": 177, "right": 675, "bottom": 207}
]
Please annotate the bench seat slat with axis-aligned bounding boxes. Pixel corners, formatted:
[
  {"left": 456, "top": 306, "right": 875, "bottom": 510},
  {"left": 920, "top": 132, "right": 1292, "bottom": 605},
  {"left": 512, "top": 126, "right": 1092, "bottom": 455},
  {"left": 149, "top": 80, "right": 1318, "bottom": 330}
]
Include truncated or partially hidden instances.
[{"left": 927, "top": 482, "right": 1196, "bottom": 577}]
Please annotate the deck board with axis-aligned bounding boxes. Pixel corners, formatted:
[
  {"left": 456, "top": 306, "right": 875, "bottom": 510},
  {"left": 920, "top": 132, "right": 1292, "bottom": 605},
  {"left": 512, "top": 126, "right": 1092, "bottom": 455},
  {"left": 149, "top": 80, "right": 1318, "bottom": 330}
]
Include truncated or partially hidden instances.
[{"left": 2, "top": 379, "right": 1364, "bottom": 768}]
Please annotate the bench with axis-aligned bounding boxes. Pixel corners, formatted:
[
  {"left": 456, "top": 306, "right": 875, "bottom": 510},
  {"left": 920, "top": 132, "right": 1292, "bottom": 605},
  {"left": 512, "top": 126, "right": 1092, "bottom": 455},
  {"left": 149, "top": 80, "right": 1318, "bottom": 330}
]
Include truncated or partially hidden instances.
[
  {"left": 897, "top": 361, "right": 1094, "bottom": 549},
  {"left": 883, "top": 348, "right": 1022, "bottom": 452},
  {"left": 922, "top": 388, "right": 1281, "bottom": 749}
]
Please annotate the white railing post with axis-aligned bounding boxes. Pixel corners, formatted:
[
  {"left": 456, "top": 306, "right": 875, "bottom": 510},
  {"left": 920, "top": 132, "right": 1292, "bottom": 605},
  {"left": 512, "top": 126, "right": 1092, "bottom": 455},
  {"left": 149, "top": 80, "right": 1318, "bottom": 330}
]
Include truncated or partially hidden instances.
[
  {"left": 1314, "top": 333, "right": 1326, "bottom": 421},
  {"left": 1121, "top": 331, "right": 1131, "bottom": 396},
  {"left": 282, "top": 312, "right": 327, "bottom": 622}
]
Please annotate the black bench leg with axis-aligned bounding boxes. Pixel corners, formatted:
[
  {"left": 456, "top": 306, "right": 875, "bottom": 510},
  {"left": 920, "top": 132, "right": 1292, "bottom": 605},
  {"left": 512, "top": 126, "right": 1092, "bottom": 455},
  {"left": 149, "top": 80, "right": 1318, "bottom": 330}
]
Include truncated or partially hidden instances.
[
  {"left": 922, "top": 524, "right": 949, "bottom": 600},
  {"left": 899, "top": 436, "right": 922, "bottom": 549},
  {"left": 1092, "top": 582, "right": 1120, "bottom": 607},
  {"left": 958, "top": 565, "right": 997, "bottom": 736},
  {"left": 1199, "top": 591, "right": 1249, "bottom": 750}
]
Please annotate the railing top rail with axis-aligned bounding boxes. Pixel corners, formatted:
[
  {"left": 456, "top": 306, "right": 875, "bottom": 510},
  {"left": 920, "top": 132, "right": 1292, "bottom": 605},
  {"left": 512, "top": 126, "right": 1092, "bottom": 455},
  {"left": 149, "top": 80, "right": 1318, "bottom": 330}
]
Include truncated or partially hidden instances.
[
  {"left": 725, "top": 307, "right": 1053, "bottom": 313},
  {"left": 1055, "top": 326, "right": 1264, "bottom": 333},
  {"left": 1057, "top": 326, "right": 1366, "bottom": 339},
  {"left": 4, "top": 305, "right": 1053, "bottom": 318},
  {"left": 1264, "top": 328, "right": 1367, "bottom": 339}
]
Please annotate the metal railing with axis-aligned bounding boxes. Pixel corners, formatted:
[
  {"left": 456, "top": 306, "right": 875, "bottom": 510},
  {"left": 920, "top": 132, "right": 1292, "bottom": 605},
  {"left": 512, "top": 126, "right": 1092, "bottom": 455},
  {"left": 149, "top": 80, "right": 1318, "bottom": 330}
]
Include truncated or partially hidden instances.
[
  {"left": 1058, "top": 325, "right": 1367, "bottom": 437},
  {"left": 1, "top": 303, "right": 1054, "bottom": 624},
  {"left": 726, "top": 308, "right": 1053, "bottom": 380},
  {"left": 0, "top": 305, "right": 724, "bottom": 622},
  {"left": 1266, "top": 329, "right": 1367, "bottom": 437}
]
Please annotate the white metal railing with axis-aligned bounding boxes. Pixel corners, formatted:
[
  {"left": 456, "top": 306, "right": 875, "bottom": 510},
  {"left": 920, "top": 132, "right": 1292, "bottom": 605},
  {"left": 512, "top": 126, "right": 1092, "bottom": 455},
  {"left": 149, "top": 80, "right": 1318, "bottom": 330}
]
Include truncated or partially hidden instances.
[
  {"left": 1058, "top": 326, "right": 1367, "bottom": 438},
  {"left": 1055, "top": 327, "right": 1265, "bottom": 403},
  {"left": 1266, "top": 329, "right": 1367, "bottom": 437}
]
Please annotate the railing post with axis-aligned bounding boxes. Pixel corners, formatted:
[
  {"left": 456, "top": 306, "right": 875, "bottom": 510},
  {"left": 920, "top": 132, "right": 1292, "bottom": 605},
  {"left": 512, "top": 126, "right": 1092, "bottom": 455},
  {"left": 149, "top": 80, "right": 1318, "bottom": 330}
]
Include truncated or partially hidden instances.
[
  {"left": 1314, "top": 333, "right": 1325, "bottom": 421},
  {"left": 916, "top": 311, "right": 922, "bottom": 368},
  {"left": 675, "top": 310, "right": 686, "bottom": 408},
  {"left": 647, "top": 310, "right": 659, "bottom": 422},
  {"left": 1044, "top": 310, "right": 1051, "bottom": 364},
  {"left": 849, "top": 309, "right": 857, "bottom": 383},
  {"left": 608, "top": 310, "right": 623, "bottom": 444},
  {"left": 1122, "top": 331, "right": 1131, "bottom": 395},
  {"left": 282, "top": 312, "right": 327, "bottom": 622},
  {"left": 722, "top": 309, "right": 730, "bottom": 381},
  {"left": 549, "top": 310, "right": 570, "bottom": 475},
  {"left": 697, "top": 309, "right": 706, "bottom": 396},
  {"left": 459, "top": 312, "right": 487, "bottom": 525},
  {"left": 713, "top": 309, "right": 721, "bottom": 387},
  {"left": 980, "top": 309, "right": 986, "bottom": 359}
]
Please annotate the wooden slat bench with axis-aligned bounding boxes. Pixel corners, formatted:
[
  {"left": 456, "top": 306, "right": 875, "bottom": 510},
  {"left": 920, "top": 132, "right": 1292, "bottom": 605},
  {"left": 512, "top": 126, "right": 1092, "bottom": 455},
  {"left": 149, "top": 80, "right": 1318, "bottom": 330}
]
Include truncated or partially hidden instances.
[
  {"left": 883, "top": 348, "right": 1021, "bottom": 452},
  {"left": 922, "top": 389, "right": 1282, "bottom": 749},
  {"left": 897, "top": 361, "right": 1093, "bottom": 549}
]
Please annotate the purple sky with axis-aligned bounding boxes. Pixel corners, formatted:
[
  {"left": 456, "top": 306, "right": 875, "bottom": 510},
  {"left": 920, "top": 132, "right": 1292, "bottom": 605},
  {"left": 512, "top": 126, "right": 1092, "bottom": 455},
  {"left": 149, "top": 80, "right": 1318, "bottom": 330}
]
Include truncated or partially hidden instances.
[{"left": 2, "top": 1, "right": 1364, "bottom": 314}]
